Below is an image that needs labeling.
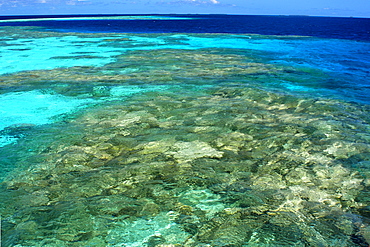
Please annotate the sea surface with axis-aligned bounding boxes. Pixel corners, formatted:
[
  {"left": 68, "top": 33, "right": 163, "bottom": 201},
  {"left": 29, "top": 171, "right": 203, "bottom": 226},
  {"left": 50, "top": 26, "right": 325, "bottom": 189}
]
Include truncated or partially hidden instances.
[{"left": 0, "top": 14, "right": 370, "bottom": 246}]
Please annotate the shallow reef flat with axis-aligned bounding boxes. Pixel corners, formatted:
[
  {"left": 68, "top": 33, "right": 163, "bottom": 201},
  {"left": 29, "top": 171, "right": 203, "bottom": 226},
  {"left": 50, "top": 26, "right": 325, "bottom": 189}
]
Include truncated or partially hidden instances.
[{"left": 0, "top": 28, "right": 370, "bottom": 246}]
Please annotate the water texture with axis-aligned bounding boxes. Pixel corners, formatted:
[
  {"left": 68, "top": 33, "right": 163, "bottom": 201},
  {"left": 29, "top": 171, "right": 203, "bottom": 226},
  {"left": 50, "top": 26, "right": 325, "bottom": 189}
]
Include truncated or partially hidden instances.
[{"left": 0, "top": 18, "right": 370, "bottom": 246}]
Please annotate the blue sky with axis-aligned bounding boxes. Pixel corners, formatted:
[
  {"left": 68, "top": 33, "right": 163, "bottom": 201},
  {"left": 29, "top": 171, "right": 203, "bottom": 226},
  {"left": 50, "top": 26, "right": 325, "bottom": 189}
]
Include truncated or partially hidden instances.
[{"left": 1, "top": 0, "right": 369, "bottom": 17}]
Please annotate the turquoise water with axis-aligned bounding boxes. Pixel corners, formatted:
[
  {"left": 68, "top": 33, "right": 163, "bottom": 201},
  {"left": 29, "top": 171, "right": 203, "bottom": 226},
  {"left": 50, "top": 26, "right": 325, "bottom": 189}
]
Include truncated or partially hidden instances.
[
  {"left": 0, "top": 90, "right": 94, "bottom": 147},
  {"left": 1, "top": 26, "right": 370, "bottom": 246}
]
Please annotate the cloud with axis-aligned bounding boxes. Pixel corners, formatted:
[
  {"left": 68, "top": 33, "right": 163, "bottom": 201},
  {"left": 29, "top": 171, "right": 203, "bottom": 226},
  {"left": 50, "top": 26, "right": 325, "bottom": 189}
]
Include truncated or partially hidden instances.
[
  {"left": 0, "top": 0, "right": 91, "bottom": 7},
  {"left": 190, "top": 0, "right": 220, "bottom": 4},
  {"left": 0, "top": 0, "right": 31, "bottom": 7},
  {"left": 158, "top": 0, "right": 220, "bottom": 6}
]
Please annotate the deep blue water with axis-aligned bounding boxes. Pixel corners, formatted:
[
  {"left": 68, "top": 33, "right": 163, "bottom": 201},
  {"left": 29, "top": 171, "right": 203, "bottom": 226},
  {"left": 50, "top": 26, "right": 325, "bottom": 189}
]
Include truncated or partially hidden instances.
[{"left": 1, "top": 14, "right": 370, "bottom": 41}]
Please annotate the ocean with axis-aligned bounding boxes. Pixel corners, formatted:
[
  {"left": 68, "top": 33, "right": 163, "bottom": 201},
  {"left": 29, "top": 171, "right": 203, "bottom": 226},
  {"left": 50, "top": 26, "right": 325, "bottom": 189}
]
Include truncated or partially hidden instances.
[{"left": 0, "top": 14, "right": 370, "bottom": 246}]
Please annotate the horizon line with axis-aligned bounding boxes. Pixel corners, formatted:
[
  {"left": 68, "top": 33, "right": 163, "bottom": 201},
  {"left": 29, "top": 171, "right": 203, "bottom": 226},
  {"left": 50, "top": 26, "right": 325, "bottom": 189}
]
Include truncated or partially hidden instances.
[{"left": 0, "top": 13, "right": 369, "bottom": 18}]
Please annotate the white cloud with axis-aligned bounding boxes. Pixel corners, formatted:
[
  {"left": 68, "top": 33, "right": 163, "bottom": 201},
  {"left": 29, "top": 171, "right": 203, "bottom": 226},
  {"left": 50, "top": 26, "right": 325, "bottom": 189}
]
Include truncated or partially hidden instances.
[
  {"left": 65, "top": 0, "right": 90, "bottom": 5},
  {"left": 166, "top": 0, "right": 220, "bottom": 5},
  {"left": 0, "top": 0, "right": 32, "bottom": 7}
]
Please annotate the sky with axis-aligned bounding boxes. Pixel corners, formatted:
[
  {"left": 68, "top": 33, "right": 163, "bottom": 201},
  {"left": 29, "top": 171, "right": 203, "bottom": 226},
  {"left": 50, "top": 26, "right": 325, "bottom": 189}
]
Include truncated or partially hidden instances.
[{"left": 0, "top": 0, "right": 369, "bottom": 17}]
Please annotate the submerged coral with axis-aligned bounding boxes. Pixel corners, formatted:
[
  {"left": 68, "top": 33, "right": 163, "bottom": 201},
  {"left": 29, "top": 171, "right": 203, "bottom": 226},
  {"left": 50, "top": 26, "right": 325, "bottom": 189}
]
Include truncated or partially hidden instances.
[{"left": 1, "top": 28, "right": 370, "bottom": 247}]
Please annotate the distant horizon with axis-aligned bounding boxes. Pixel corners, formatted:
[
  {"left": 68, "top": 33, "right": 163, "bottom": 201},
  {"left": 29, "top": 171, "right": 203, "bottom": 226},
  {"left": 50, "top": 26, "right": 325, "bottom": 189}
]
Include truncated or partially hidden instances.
[{"left": 0, "top": 13, "right": 369, "bottom": 18}]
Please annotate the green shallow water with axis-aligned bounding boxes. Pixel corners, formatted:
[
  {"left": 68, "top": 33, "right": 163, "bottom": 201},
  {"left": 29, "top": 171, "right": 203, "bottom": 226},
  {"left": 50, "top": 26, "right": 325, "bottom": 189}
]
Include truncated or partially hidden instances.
[{"left": 1, "top": 27, "right": 370, "bottom": 246}]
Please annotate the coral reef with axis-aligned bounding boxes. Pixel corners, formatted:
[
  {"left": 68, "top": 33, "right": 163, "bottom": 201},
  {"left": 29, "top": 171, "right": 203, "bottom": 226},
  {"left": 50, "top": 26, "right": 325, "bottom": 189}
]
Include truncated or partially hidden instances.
[{"left": 0, "top": 28, "right": 370, "bottom": 246}]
